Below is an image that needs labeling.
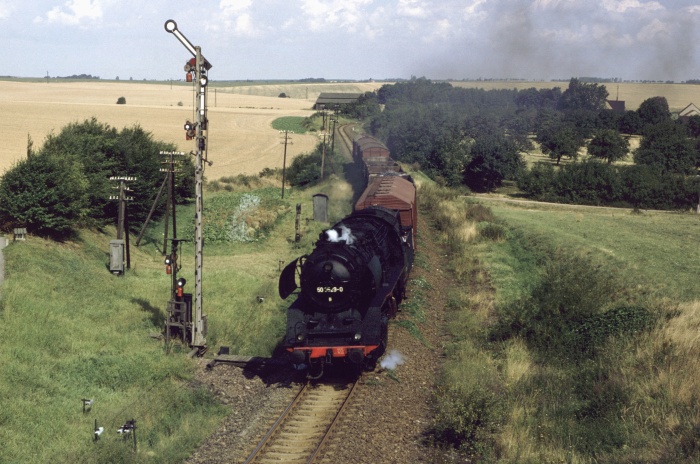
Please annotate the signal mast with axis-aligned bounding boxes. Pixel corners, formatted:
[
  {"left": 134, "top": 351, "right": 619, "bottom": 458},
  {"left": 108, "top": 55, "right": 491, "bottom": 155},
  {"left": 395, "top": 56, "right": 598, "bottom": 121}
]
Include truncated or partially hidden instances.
[{"left": 163, "top": 19, "right": 211, "bottom": 353}]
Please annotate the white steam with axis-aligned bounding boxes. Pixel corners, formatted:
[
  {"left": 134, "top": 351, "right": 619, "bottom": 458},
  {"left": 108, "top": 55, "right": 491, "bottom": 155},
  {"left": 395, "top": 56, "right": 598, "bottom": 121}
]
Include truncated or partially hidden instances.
[
  {"left": 325, "top": 225, "right": 355, "bottom": 245},
  {"left": 380, "top": 350, "right": 405, "bottom": 370}
]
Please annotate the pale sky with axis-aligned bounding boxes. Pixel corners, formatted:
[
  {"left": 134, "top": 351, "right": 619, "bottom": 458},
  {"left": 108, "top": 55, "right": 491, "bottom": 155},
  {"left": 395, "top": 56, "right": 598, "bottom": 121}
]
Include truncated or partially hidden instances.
[{"left": 2, "top": 0, "right": 700, "bottom": 82}]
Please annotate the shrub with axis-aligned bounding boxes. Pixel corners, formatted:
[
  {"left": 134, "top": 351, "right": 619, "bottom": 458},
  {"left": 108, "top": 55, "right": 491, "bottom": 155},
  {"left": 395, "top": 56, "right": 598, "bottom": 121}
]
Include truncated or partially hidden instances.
[
  {"left": 477, "top": 221, "right": 507, "bottom": 241},
  {"left": 0, "top": 153, "right": 87, "bottom": 239},
  {"left": 116, "top": 96, "right": 126, "bottom": 104},
  {"left": 494, "top": 251, "right": 629, "bottom": 356}
]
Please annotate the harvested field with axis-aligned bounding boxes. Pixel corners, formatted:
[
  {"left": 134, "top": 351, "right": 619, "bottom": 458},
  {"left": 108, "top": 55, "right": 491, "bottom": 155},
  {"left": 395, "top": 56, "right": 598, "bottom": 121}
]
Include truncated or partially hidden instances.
[{"left": 0, "top": 81, "right": 327, "bottom": 179}]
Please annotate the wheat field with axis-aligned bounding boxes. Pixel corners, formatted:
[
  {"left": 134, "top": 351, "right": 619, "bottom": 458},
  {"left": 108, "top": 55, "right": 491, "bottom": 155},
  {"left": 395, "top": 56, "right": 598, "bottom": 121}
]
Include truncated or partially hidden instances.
[{"left": 0, "top": 80, "right": 365, "bottom": 179}]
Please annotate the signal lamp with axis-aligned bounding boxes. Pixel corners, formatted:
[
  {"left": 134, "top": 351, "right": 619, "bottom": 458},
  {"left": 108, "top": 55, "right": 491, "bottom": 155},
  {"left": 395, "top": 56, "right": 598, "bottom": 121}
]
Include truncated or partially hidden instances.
[
  {"left": 164, "top": 256, "right": 172, "bottom": 274},
  {"left": 199, "top": 75, "right": 208, "bottom": 87},
  {"left": 176, "top": 277, "right": 186, "bottom": 297}
]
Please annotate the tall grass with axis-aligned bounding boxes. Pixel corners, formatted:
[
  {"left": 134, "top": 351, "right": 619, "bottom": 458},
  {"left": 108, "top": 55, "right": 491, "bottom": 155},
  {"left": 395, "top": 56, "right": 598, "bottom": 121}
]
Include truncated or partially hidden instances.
[
  {"left": 0, "top": 173, "right": 355, "bottom": 462},
  {"left": 423, "top": 186, "right": 700, "bottom": 463},
  {"left": 0, "top": 229, "right": 226, "bottom": 463}
]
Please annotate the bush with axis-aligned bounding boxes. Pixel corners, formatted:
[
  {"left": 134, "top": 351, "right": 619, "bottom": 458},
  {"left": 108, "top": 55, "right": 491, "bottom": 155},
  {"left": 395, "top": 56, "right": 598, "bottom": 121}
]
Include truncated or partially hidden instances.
[
  {"left": 116, "top": 96, "right": 126, "bottom": 104},
  {"left": 0, "top": 153, "right": 87, "bottom": 239},
  {"left": 493, "top": 249, "right": 658, "bottom": 359}
]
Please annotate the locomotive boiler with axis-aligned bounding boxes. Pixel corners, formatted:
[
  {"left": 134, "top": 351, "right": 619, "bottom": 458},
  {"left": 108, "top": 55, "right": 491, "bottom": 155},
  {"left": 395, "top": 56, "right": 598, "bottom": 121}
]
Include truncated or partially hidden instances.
[{"left": 279, "top": 175, "right": 416, "bottom": 377}]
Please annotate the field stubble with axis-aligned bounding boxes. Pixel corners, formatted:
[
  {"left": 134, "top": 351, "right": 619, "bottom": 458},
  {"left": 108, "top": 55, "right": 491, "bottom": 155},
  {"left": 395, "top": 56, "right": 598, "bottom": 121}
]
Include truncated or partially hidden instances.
[{"left": 0, "top": 81, "right": 332, "bottom": 179}]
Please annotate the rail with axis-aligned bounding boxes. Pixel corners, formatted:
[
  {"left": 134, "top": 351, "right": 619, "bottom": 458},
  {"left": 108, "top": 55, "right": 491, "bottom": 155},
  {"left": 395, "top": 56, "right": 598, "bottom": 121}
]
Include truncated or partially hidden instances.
[{"left": 243, "top": 378, "right": 359, "bottom": 464}]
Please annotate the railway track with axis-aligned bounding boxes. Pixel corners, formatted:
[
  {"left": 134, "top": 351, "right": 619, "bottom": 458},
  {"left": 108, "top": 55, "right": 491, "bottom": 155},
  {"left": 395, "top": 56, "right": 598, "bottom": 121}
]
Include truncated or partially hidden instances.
[
  {"left": 243, "top": 378, "right": 359, "bottom": 464},
  {"left": 337, "top": 123, "right": 357, "bottom": 160}
]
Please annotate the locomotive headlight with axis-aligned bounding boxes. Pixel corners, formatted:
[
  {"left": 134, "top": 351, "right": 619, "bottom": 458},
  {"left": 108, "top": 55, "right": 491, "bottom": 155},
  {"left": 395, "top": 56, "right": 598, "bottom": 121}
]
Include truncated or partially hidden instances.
[
  {"left": 353, "top": 332, "right": 362, "bottom": 341},
  {"left": 296, "top": 333, "right": 305, "bottom": 342}
]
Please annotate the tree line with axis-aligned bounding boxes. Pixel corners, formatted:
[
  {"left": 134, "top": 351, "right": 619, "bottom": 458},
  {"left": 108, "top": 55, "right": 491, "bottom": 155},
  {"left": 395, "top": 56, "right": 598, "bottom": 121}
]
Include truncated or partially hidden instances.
[
  {"left": 0, "top": 118, "right": 194, "bottom": 239},
  {"left": 343, "top": 77, "right": 700, "bottom": 209}
]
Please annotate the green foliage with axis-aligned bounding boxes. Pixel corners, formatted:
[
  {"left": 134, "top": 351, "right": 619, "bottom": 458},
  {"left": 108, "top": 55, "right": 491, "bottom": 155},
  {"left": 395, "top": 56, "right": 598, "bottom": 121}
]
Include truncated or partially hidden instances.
[
  {"left": 587, "top": 128, "right": 630, "bottom": 164},
  {"left": 180, "top": 188, "right": 288, "bottom": 243},
  {"left": 340, "top": 91, "right": 381, "bottom": 119},
  {"left": 634, "top": 121, "right": 699, "bottom": 174},
  {"left": 0, "top": 152, "right": 88, "bottom": 239},
  {"left": 36, "top": 118, "right": 192, "bottom": 229},
  {"left": 271, "top": 116, "right": 307, "bottom": 134},
  {"left": 558, "top": 78, "right": 609, "bottom": 112},
  {"left": 493, "top": 249, "right": 655, "bottom": 358},
  {"left": 618, "top": 110, "right": 643, "bottom": 135},
  {"left": 116, "top": 96, "right": 126, "bottom": 104},
  {"left": 464, "top": 134, "right": 524, "bottom": 192},
  {"left": 477, "top": 221, "right": 507, "bottom": 241},
  {"left": 285, "top": 142, "right": 343, "bottom": 187},
  {"left": 518, "top": 160, "right": 699, "bottom": 209},
  {"left": 430, "top": 377, "right": 502, "bottom": 457},
  {"left": 536, "top": 124, "right": 582, "bottom": 164},
  {"left": 0, "top": 230, "right": 227, "bottom": 463},
  {"left": 637, "top": 96, "right": 671, "bottom": 128}
]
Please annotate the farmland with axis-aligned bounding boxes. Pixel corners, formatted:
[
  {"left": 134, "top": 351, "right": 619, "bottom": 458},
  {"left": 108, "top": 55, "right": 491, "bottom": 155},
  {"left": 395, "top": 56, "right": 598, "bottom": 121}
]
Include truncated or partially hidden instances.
[
  {"left": 2, "top": 79, "right": 697, "bottom": 178},
  {"left": 0, "top": 80, "right": 383, "bottom": 178},
  {"left": 450, "top": 80, "right": 700, "bottom": 111}
]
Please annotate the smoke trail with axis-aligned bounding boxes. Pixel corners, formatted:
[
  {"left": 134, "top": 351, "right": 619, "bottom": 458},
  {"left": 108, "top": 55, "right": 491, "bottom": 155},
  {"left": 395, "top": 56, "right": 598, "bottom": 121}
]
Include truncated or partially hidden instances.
[
  {"left": 380, "top": 350, "right": 405, "bottom": 370},
  {"left": 325, "top": 225, "right": 356, "bottom": 244}
]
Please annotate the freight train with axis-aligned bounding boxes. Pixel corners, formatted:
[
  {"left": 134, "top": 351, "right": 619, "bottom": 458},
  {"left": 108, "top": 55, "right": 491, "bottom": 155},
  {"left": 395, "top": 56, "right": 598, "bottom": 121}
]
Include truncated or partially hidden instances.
[{"left": 279, "top": 134, "right": 417, "bottom": 378}]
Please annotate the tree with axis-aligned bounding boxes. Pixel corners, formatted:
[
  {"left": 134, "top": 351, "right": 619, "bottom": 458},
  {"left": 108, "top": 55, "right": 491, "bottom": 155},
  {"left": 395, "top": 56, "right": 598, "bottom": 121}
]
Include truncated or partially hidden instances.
[
  {"left": 463, "top": 134, "right": 524, "bottom": 192},
  {"left": 637, "top": 96, "right": 671, "bottom": 128},
  {"left": 537, "top": 125, "right": 582, "bottom": 165},
  {"left": 618, "top": 110, "right": 643, "bottom": 135},
  {"left": 0, "top": 152, "right": 88, "bottom": 239},
  {"left": 558, "top": 78, "right": 609, "bottom": 112},
  {"left": 634, "top": 122, "right": 699, "bottom": 174},
  {"left": 587, "top": 129, "right": 629, "bottom": 164},
  {"left": 36, "top": 118, "right": 191, "bottom": 228}
]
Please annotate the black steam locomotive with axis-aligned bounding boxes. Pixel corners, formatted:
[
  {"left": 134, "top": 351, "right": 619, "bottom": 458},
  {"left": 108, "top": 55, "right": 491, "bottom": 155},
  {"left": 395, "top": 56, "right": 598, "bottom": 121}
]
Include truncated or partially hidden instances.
[{"left": 279, "top": 135, "right": 417, "bottom": 377}]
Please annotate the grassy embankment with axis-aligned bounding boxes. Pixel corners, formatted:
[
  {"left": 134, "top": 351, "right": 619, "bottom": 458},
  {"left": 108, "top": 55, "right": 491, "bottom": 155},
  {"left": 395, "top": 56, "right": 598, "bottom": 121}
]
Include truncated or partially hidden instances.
[
  {"left": 424, "top": 185, "right": 700, "bottom": 462},
  {"left": 0, "top": 136, "right": 355, "bottom": 463}
]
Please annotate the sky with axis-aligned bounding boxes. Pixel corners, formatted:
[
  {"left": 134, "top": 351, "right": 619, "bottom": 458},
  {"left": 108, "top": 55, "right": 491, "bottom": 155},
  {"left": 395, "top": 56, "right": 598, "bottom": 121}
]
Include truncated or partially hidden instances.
[{"left": 1, "top": 0, "right": 700, "bottom": 82}]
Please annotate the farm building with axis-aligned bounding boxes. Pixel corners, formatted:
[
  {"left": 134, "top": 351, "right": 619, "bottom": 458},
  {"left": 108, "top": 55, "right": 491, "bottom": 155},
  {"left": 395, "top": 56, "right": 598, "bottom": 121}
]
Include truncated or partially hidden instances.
[
  {"left": 606, "top": 100, "right": 626, "bottom": 113},
  {"left": 314, "top": 93, "right": 362, "bottom": 110},
  {"left": 678, "top": 103, "right": 700, "bottom": 120}
]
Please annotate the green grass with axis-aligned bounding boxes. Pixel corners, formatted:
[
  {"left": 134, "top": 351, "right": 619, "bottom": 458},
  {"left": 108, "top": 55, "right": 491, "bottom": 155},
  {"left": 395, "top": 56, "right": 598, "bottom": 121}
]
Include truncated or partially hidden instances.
[
  {"left": 271, "top": 116, "right": 308, "bottom": 134},
  {"left": 0, "top": 230, "right": 227, "bottom": 463},
  {"left": 423, "top": 186, "right": 700, "bottom": 462},
  {"left": 0, "top": 172, "right": 357, "bottom": 462},
  {"left": 487, "top": 203, "right": 700, "bottom": 301}
]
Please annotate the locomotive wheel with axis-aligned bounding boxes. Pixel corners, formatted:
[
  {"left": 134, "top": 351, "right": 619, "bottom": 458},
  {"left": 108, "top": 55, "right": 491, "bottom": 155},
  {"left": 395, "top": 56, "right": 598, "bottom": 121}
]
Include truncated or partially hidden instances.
[{"left": 308, "top": 361, "right": 324, "bottom": 379}]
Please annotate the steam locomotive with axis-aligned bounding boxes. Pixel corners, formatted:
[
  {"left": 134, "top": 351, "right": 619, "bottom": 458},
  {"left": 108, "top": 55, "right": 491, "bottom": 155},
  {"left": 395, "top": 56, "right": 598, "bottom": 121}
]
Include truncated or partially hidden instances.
[{"left": 279, "top": 135, "right": 417, "bottom": 377}]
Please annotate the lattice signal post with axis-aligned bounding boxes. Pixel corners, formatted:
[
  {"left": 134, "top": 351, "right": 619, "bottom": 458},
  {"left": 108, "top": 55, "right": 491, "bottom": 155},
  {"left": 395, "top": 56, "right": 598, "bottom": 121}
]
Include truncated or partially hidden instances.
[{"left": 164, "top": 19, "right": 210, "bottom": 352}]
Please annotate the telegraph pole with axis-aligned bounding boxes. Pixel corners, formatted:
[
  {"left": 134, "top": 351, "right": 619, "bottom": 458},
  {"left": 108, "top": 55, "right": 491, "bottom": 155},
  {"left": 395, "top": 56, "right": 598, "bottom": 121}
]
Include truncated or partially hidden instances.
[
  {"left": 320, "top": 132, "right": 328, "bottom": 180},
  {"left": 280, "top": 130, "right": 293, "bottom": 198},
  {"left": 164, "top": 19, "right": 211, "bottom": 351},
  {"left": 109, "top": 176, "right": 136, "bottom": 270}
]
